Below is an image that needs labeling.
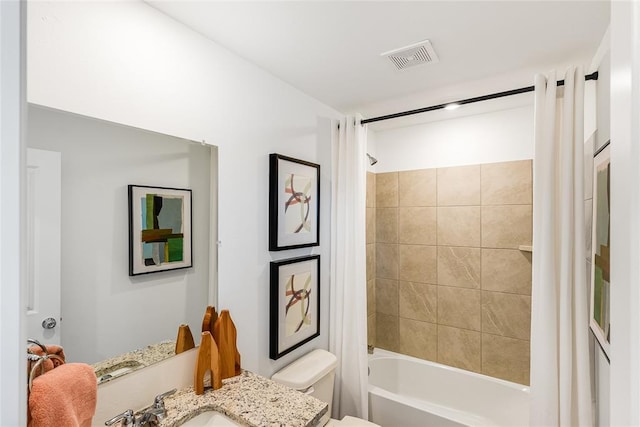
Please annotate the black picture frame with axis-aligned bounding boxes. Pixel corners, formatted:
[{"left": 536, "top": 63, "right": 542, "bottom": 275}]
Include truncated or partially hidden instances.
[
  {"left": 269, "top": 153, "right": 320, "bottom": 251},
  {"left": 269, "top": 255, "right": 321, "bottom": 359},
  {"left": 589, "top": 141, "right": 611, "bottom": 359},
  {"left": 128, "top": 184, "right": 193, "bottom": 276}
]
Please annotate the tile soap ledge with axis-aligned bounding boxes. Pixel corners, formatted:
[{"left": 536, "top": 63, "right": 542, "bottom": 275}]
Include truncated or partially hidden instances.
[
  {"left": 160, "top": 370, "right": 328, "bottom": 427},
  {"left": 518, "top": 245, "right": 533, "bottom": 252}
]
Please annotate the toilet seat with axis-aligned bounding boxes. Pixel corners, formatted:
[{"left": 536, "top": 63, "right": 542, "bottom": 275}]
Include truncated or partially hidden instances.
[{"left": 326, "top": 416, "right": 380, "bottom": 426}]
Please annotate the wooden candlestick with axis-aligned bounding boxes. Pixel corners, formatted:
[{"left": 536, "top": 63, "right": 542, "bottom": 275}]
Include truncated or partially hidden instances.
[
  {"left": 174, "top": 324, "right": 195, "bottom": 354},
  {"left": 193, "top": 332, "right": 222, "bottom": 394},
  {"left": 201, "top": 306, "right": 218, "bottom": 334},
  {"left": 213, "top": 310, "right": 241, "bottom": 379}
]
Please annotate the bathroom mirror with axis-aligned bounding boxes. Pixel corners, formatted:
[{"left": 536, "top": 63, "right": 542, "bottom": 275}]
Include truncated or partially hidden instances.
[{"left": 26, "top": 104, "right": 218, "bottom": 379}]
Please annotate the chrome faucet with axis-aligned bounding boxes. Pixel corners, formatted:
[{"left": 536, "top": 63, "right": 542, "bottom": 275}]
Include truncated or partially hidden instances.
[
  {"left": 137, "top": 408, "right": 164, "bottom": 427},
  {"left": 150, "top": 389, "right": 176, "bottom": 420},
  {"left": 105, "top": 409, "right": 135, "bottom": 427},
  {"left": 104, "top": 389, "right": 176, "bottom": 427}
]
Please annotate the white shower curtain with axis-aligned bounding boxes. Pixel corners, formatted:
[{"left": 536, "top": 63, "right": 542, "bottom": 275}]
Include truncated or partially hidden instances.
[
  {"left": 530, "top": 68, "right": 593, "bottom": 426},
  {"left": 329, "top": 115, "right": 369, "bottom": 419}
]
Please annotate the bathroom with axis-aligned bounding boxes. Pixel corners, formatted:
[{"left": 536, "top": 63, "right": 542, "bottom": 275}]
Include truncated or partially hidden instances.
[{"left": 1, "top": 1, "right": 638, "bottom": 426}]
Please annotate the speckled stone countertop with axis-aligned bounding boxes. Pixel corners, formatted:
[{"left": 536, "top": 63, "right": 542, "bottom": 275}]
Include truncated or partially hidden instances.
[
  {"left": 93, "top": 340, "right": 176, "bottom": 383},
  {"left": 160, "top": 370, "right": 328, "bottom": 427}
]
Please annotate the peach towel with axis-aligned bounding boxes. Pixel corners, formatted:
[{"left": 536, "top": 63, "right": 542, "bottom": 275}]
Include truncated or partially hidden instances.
[
  {"left": 28, "top": 345, "right": 66, "bottom": 380},
  {"left": 28, "top": 363, "right": 97, "bottom": 427}
]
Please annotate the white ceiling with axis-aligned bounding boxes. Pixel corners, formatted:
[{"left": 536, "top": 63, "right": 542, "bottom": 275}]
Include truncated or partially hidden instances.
[{"left": 148, "top": 1, "right": 609, "bottom": 124}]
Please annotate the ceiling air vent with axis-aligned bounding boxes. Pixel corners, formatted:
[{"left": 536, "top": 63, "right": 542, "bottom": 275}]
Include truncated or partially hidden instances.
[{"left": 381, "top": 40, "right": 439, "bottom": 71}]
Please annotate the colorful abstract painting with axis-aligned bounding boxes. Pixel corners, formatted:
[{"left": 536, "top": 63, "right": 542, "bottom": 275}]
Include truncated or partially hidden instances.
[
  {"left": 590, "top": 142, "right": 610, "bottom": 358},
  {"left": 269, "top": 154, "right": 320, "bottom": 251},
  {"left": 270, "top": 255, "right": 320, "bottom": 359},
  {"left": 141, "top": 194, "right": 184, "bottom": 265},
  {"left": 129, "top": 185, "right": 192, "bottom": 276}
]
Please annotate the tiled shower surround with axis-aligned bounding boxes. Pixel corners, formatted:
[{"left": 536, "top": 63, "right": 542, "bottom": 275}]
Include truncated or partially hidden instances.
[{"left": 366, "top": 160, "right": 533, "bottom": 385}]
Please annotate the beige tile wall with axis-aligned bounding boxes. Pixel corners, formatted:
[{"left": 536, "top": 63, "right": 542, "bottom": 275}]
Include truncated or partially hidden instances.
[{"left": 371, "top": 160, "right": 533, "bottom": 385}]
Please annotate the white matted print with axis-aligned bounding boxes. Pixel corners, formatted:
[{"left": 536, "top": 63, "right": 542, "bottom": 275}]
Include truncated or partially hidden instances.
[
  {"left": 269, "top": 154, "right": 320, "bottom": 251},
  {"left": 270, "top": 255, "right": 320, "bottom": 359},
  {"left": 128, "top": 185, "right": 192, "bottom": 276},
  {"left": 590, "top": 142, "right": 610, "bottom": 358}
]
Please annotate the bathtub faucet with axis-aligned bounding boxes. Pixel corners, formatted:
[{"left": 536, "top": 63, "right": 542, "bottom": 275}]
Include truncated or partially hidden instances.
[{"left": 367, "top": 345, "right": 374, "bottom": 355}]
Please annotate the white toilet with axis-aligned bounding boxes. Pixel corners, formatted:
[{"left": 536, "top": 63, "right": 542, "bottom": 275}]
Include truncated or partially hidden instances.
[{"left": 271, "top": 349, "right": 379, "bottom": 427}]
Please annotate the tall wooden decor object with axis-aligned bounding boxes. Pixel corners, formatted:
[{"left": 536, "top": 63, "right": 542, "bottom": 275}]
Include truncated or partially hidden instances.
[
  {"left": 174, "top": 324, "right": 195, "bottom": 354},
  {"left": 193, "top": 332, "right": 222, "bottom": 394},
  {"left": 213, "top": 310, "right": 241, "bottom": 378},
  {"left": 201, "top": 306, "right": 218, "bottom": 334}
]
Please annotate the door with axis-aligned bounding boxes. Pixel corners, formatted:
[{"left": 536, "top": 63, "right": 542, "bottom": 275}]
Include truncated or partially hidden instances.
[{"left": 25, "top": 148, "right": 62, "bottom": 345}]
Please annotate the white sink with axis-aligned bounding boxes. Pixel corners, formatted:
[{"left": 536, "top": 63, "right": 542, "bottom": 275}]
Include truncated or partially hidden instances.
[{"left": 180, "top": 411, "right": 242, "bottom": 426}]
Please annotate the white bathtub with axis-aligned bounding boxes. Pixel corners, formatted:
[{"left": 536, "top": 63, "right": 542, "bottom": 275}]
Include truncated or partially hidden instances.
[{"left": 368, "top": 349, "right": 529, "bottom": 427}]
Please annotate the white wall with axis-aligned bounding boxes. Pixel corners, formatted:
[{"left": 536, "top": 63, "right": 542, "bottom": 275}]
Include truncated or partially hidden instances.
[
  {"left": 596, "top": 53, "right": 611, "bottom": 151},
  {"left": 0, "top": 1, "right": 27, "bottom": 425},
  {"left": 596, "top": 348, "right": 610, "bottom": 425},
  {"left": 610, "top": 2, "right": 640, "bottom": 425},
  {"left": 366, "top": 126, "right": 377, "bottom": 173},
  {"left": 27, "top": 0, "right": 342, "bottom": 379},
  {"left": 27, "top": 105, "right": 212, "bottom": 364},
  {"left": 372, "top": 104, "right": 534, "bottom": 172}
]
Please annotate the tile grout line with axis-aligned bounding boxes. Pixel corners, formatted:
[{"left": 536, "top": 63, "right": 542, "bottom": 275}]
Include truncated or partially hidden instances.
[
  {"left": 394, "top": 172, "right": 399, "bottom": 351},
  {"left": 480, "top": 165, "right": 484, "bottom": 374},
  {"left": 435, "top": 169, "right": 439, "bottom": 362},
  {"left": 395, "top": 174, "right": 399, "bottom": 343}
]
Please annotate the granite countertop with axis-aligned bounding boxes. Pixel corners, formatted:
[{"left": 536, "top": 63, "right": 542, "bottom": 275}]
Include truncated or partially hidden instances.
[
  {"left": 160, "top": 370, "right": 328, "bottom": 427},
  {"left": 93, "top": 340, "right": 176, "bottom": 383}
]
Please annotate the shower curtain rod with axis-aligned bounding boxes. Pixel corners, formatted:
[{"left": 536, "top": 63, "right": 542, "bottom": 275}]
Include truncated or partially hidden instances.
[{"left": 361, "top": 71, "right": 599, "bottom": 125}]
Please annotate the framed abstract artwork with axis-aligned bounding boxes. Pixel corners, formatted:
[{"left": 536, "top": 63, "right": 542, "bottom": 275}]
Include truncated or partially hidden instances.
[
  {"left": 589, "top": 141, "right": 610, "bottom": 358},
  {"left": 128, "top": 185, "right": 193, "bottom": 276},
  {"left": 269, "top": 154, "right": 320, "bottom": 251},
  {"left": 269, "top": 255, "right": 320, "bottom": 359}
]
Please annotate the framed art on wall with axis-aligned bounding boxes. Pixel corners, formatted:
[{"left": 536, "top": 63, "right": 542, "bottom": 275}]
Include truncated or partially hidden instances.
[
  {"left": 128, "top": 185, "right": 192, "bottom": 276},
  {"left": 589, "top": 141, "right": 610, "bottom": 358},
  {"left": 269, "top": 255, "right": 320, "bottom": 359},
  {"left": 269, "top": 154, "right": 320, "bottom": 251}
]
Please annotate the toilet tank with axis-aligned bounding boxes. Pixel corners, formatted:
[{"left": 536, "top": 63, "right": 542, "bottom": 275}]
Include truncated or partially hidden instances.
[{"left": 271, "top": 349, "right": 337, "bottom": 417}]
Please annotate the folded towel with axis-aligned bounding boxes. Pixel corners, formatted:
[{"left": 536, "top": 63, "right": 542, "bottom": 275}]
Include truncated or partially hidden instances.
[
  {"left": 28, "top": 363, "right": 97, "bottom": 427},
  {"left": 28, "top": 345, "right": 66, "bottom": 379}
]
